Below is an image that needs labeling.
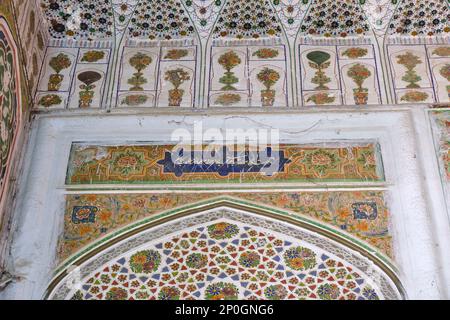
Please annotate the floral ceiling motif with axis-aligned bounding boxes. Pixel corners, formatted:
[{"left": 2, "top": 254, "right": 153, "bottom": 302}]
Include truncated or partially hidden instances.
[
  {"left": 49, "top": 210, "right": 402, "bottom": 300},
  {"left": 387, "top": 0, "right": 449, "bottom": 37},
  {"left": 299, "top": 0, "right": 370, "bottom": 38},
  {"left": 110, "top": 1, "right": 140, "bottom": 34},
  {"left": 34, "top": 1, "right": 449, "bottom": 108},
  {"left": 181, "top": 0, "right": 225, "bottom": 39}
]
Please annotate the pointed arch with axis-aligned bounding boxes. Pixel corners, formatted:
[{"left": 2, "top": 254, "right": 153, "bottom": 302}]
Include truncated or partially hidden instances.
[{"left": 46, "top": 198, "right": 405, "bottom": 300}]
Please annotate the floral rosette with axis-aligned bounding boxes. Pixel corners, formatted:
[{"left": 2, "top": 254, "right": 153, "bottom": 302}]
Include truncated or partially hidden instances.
[{"left": 129, "top": 250, "right": 161, "bottom": 273}]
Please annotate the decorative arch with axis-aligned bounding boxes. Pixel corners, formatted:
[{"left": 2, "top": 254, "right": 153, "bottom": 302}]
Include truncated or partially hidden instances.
[
  {"left": 0, "top": 16, "right": 23, "bottom": 208},
  {"left": 47, "top": 200, "right": 405, "bottom": 300}
]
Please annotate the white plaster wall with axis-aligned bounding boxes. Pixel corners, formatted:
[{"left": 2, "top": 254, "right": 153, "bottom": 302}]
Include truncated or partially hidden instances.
[{"left": 1, "top": 106, "right": 449, "bottom": 299}]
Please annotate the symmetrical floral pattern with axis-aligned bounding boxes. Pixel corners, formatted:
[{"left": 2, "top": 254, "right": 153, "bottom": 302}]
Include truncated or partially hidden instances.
[
  {"left": 347, "top": 63, "right": 372, "bottom": 105},
  {"left": 181, "top": 0, "right": 225, "bottom": 38},
  {"left": 271, "top": 0, "right": 309, "bottom": 37},
  {"left": 36, "top": 0, "right": 450, "bottom": 41},
  {"left": 213, "top": 0, "right": 282, "bottom": 39},
  {"left": 33, "top": 1, "right": 449, "bottom": 108},
  {"left": 11, "top": 0, "right": 46, "bottom": 94},
  {"left": 40, "top": 0, "right": 114, "bottom": 39},
  {"left": 67, "top": 220, "right": 382, "bottom": 300},
  {"left": 35, "top": 47, "right": 110, "bottom": 109},
  {"left": 66, "top": 143, "right": 384, "bottom": 184},
  {"left": 60, "top": 190, "right": 391, "bottom": 262},
  {"left": 0, "top": 16, "right": 20, "bottom": 202},
  {"left": 299, "top": 0, "right": 370, "bottom": 38},
  {"left": 388, "top": 0, "right": 449, "bottom": 37},
  {"left": 128, "top": 0, "right": 195, "bottom": 40}
]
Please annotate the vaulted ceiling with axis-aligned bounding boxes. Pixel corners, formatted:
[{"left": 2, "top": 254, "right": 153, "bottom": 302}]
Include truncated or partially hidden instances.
[{"left": 37, "top": 0, "right": 449, "bottom": 41}]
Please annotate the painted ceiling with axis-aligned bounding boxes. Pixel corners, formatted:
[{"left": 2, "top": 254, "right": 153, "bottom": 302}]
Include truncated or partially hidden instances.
[
  {"left": 1, "top": 0, "right": 449, "bottom": 301},
  {"left": 38, "top": 0, "right": 449, "bottom": 41}
]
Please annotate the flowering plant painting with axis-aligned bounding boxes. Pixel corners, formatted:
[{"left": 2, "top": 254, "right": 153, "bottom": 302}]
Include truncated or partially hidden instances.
[{"left": 218, "top": 51, "right": 242, "bottom": 91}]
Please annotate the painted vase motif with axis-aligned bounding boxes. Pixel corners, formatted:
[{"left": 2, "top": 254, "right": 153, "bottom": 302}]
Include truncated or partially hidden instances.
[
  {"left": 307, "top": 92, "right": 335, "bottom": 105},
  {"left": 205, "top": 282, "right": 239, "bottom": 300},
  {"left": 164, "top": 68, "right": 191, "bottom": 107},
  {"left": 256, "top": 67, "right": 280, "bottom": 107},
  {"left": 252, "top": 48, "right": 279, "bottom": 59},
  {"left": 48, "top": 53, "right": 71, "bottom": 91},
  {"left": 353, "top": 89, "right": 369, "bottom": 105},
  {"left": 306, "top": 51, "right": 332, "bottom": 90},
  {"left": 77, "top": 71, "right": 102, "bottom": 108},
  {"left": 128, "top": 52, "right": 152, "bottom": 91},
  {"left": 347, "top": 63, "right": 371, "bottom": 105},
  {"left": 396, "top": 51, "right": 422, "bottom": 89},
  {"left": 218, "top": 51, "right": 241, "bottom": 91}
]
